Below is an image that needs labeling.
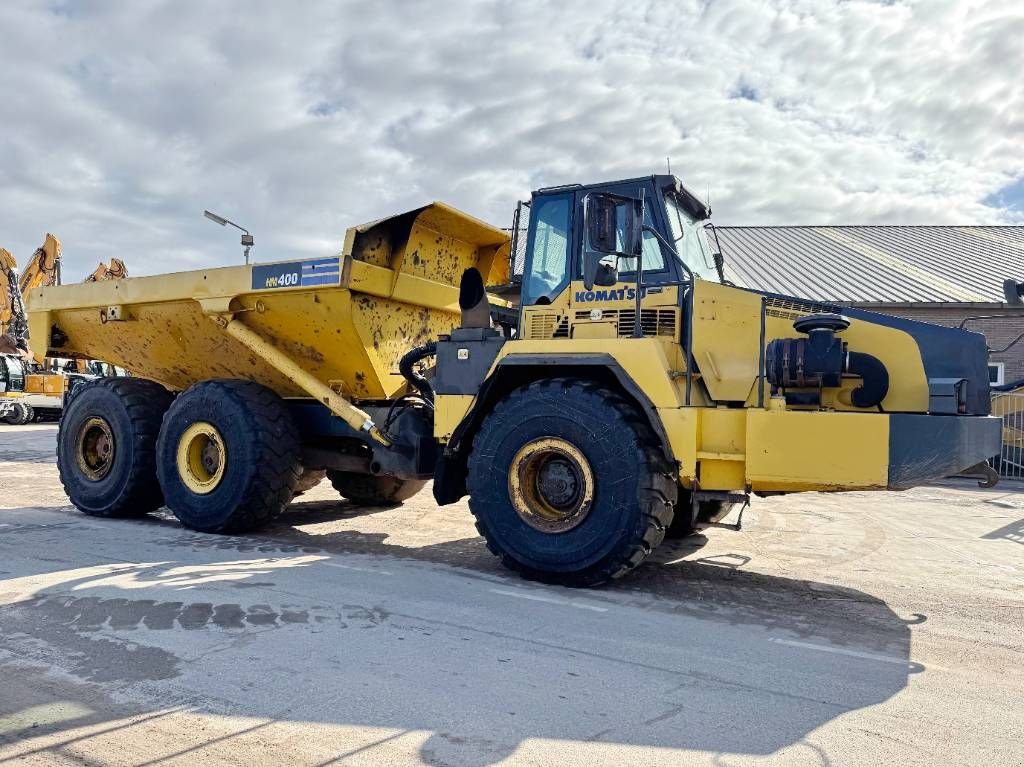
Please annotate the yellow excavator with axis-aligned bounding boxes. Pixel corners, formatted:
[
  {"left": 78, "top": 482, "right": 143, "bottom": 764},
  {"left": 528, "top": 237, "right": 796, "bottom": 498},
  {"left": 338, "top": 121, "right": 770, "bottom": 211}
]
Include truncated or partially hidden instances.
[
  {"left": 0, "top": 247, "right": 28, "bottom": 356},
  {"left": 1, "top": 234, "right": 62, "bottom": 346},
  {"left": 83, "top": 259, "right": 128, "bottom": 283},
  {"left": 2, "top": 237, "right": 128, "bottom": 423}
]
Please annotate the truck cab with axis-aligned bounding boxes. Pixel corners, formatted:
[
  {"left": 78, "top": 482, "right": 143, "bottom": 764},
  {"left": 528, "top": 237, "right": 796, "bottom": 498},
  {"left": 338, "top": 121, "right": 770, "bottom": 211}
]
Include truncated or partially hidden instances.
[{"left": 516, "top": 175, "right": 717, "bottom": 342}]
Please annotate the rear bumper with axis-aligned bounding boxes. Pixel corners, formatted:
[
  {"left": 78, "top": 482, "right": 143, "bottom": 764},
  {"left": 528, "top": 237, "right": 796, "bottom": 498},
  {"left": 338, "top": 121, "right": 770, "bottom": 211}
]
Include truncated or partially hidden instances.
[{"left": 888, "top": 414, "right": 1002, "bottom": 489}]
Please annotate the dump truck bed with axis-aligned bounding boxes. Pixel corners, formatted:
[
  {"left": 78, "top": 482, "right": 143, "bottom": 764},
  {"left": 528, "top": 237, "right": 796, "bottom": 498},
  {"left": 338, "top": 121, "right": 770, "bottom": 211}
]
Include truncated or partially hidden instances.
[{"left": 26, "top": 203, "right": 511, "bottom": 400}]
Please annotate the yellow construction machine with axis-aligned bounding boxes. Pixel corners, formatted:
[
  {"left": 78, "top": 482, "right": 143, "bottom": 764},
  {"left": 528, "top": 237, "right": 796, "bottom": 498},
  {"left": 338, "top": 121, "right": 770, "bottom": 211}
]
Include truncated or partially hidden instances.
[
  {"left": 2, "top": 237, "right": 128, "bottom": 424},
  {"left": 1, "top": 235, "right": 64, "bottom": 423},
  {"left": 1, "top": 234, "right": 62, "bottom": 354},
  {"left": 1, "top": 247, "right": 27, "bottom": 351},
  {"left": 26, "top": 176, "right": 1002, "bottom": 585},
  {"left": 83, "top": 258, "right": 128, "bottom": 283}
]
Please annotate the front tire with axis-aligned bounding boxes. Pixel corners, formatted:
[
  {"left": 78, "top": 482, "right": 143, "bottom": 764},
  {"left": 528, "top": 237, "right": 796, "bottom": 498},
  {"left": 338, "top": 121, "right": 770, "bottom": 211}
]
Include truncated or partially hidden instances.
[
  {"left": 467, "top": 379, "right": 676, "bottom": 587},
  {"left": 155, "top": 380, "right": 301, "bottom": 533},
  {"left": 57, "top": 378, "right": 173, "bottom": 517}
]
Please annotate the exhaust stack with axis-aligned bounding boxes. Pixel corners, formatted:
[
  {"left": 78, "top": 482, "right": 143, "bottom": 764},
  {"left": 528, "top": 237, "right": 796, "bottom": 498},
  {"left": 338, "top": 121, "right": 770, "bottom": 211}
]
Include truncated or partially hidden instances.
[{"left": 459, "top": 268, "right": 492, "bottom": 329}]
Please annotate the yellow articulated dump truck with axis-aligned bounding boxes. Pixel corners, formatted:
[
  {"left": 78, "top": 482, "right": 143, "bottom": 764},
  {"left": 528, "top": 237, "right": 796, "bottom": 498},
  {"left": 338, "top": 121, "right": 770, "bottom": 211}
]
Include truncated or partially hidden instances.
[{"left": 26, "top": 175, "right": 1002, "bottom": 586}]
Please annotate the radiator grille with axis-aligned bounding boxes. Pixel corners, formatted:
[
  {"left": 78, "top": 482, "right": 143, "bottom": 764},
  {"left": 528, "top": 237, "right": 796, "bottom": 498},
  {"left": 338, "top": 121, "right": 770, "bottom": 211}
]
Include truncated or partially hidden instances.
[
  {"left": 526, "top": 313, "right": 569, "bottom": 339},
  {"left": 574, "top": 309, "right": 677, "bottom": 337}
]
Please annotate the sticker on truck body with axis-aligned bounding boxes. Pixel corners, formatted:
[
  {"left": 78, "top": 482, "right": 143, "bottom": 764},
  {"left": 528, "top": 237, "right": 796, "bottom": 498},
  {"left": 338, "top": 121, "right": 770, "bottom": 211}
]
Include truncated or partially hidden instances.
[{"left": 251, "top": 257, "right": 341, "bottom": 290}]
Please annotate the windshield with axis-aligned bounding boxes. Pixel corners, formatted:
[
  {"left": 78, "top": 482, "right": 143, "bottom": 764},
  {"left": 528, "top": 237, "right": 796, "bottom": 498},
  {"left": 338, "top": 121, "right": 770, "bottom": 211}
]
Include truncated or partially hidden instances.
[{"left": 664, "top": 192, "right": 720, "bottom": 281}]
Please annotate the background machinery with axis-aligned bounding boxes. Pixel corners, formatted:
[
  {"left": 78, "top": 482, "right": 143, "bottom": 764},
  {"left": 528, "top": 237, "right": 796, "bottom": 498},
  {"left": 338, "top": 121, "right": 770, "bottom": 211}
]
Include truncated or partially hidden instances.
[
  {"left": 1, "top": 237, "right": 126, "bottom": 424},
  {"left": 1, "top": 235, "right": 63, "bottom": 423},
  {"left": 26, "top": 176, "right": 1002, "bottom": 585},
  {"left": 84, "top": 258, "right": 129, "bottom": 283}
]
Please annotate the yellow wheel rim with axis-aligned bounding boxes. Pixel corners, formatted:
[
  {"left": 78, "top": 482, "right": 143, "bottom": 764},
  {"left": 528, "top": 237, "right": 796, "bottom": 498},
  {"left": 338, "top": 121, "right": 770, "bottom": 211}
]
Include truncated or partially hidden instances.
[
  {"left": 76, "top": 416, "right": 115, "bottom": 481},
  {"left": 176, "top": 421, "right": 227, "bottom": 494},
  {"left": 508, "top": 437, "right": 595, "bottom": 533}
]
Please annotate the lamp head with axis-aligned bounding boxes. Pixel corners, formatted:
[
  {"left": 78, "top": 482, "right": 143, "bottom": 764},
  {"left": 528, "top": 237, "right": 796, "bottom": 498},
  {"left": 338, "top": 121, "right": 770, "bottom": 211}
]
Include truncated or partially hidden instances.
[{"left": 203, "top": 210, "right": 228, "bottom": 226}]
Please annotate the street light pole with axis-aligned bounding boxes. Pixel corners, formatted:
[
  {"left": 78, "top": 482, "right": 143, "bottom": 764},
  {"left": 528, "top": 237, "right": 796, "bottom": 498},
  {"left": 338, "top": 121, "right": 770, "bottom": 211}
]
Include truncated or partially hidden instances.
[{"left": 203, "top": 210, "right": 254, "bottom": 264}]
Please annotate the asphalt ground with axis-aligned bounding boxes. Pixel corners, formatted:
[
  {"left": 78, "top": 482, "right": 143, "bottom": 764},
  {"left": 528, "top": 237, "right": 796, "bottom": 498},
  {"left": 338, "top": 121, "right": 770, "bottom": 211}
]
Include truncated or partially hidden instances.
[{"left": 1, "top": 423, "right": 1022, "bottom": 766}]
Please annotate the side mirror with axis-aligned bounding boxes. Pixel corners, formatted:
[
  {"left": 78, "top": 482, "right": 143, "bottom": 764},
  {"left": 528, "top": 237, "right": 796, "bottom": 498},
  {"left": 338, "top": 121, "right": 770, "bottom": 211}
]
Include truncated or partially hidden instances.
[
  {"left": 587, "top": 194, "right": 618, "bottom": 253},
  {"left": 583, "top": 193, "right": 642, "bottom": 289},
  {"left": 583, "top": 251, "right": 617, "bottom": 290}
]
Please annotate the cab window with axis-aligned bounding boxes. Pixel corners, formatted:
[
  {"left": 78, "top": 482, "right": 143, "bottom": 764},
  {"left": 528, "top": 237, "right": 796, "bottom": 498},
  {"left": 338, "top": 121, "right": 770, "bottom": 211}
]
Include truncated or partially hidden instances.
[
  {"left": 522, "top": 193, "right": 572, "bottom": 305},
  {"left": 617, "top": 205, "right": 665, "bottom": 273},
  {"left": 665, "top": 192, "right": 718, "bottom": 281}
]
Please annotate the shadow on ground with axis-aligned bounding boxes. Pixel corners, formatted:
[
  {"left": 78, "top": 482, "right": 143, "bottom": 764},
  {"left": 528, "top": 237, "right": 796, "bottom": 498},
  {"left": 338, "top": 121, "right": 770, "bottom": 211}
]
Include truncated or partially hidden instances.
[
  {"left": 0, "top": 497, "right": 922, "bottom": 765},
  {"left": 983, "top": 516, "right": 1024, "bottom": 544}
]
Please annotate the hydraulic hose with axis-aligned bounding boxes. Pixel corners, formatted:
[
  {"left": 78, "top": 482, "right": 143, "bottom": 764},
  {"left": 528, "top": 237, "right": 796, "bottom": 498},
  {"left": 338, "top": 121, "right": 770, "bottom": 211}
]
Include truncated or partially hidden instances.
[{"left": 399, "top": 341, "right": 437, "bottom": 403}]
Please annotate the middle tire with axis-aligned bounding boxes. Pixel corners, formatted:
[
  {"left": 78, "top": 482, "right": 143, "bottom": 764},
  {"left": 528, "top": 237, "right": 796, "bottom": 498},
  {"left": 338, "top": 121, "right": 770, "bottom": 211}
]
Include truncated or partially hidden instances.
[
  {"left": 467, "top": 378, "right": 676, "bottom": 587},
  {"left": 156, "top": 380, "right": 301, "bottom": 533}
]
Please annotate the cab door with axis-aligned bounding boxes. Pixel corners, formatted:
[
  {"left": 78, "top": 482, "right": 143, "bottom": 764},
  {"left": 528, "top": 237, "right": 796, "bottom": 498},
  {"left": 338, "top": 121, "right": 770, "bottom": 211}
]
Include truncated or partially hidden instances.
[
  {"left": 567, "top": 181, "right": 684, "bottom": 339},
  {"left": 520, "top": 191, "right": 574, "bottom": 307}
]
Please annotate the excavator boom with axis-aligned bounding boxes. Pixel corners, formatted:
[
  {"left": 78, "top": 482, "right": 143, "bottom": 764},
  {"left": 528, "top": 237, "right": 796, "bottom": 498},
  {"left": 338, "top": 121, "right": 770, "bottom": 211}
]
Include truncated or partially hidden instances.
[
  {"left": 84, "top": 258, "right": 129, "bottom": 282},
  {"left": 18, "top": 234, "right": 62, "bottom": 294},
  {"left": 1, "top": 247, "right": 29, "bottom": 352}
]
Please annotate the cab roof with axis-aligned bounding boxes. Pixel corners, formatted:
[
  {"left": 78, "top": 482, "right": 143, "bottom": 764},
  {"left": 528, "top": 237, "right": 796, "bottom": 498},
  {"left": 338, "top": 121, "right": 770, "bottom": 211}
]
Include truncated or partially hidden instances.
[{"left": 535, "top": 174, "right": 711, "bottom": 220}]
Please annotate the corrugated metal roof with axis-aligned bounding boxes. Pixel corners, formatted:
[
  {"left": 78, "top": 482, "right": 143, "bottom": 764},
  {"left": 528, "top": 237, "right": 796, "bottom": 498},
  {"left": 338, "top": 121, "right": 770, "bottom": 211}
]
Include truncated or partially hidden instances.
[{"left": 715, "top": 225, "right": 1024, "bottom": 303}]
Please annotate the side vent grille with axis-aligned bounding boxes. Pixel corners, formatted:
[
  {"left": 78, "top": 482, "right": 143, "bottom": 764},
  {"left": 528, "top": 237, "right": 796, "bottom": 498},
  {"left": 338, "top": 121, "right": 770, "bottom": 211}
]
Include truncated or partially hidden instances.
[
  {"left": 527, "top": 313, "right": 569, "bottom": 339},
  {"left": 763, "top": 296, "right": 843, "bottom": 322},
  {"left": 574, "top": 309, "right": 677, "bottom": 338}
]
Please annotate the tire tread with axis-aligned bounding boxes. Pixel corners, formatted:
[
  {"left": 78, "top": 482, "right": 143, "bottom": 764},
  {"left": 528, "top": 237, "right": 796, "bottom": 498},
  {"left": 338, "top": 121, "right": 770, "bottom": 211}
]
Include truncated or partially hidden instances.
[
  {"left": 467, "top": 377, "right": 677, "bottom": 587},
  {"left": 57, "top": 377, "right": 173, "bottom": 517},
  {"left": 157, "top": 379, "right": 301, "bottom": 533}
]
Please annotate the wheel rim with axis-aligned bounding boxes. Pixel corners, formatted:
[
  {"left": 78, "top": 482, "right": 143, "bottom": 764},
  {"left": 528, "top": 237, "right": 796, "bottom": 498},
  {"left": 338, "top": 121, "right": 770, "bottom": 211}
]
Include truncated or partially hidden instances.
[
  {"left": 76, "top": 416, "right": 115, "bottom": 481},
  {"left": 176, "top": 421, "right": 227, "bottom": 494},
  {"left": 508, "top": 437, "right": 595, "bottom": 533}
]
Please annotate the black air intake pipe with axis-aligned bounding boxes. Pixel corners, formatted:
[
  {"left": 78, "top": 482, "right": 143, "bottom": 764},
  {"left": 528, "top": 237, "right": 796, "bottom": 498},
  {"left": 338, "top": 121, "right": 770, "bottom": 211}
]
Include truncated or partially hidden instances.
[
  {"left": 399, "top": 341, "right": 437, "bottom": 402},
  {"left": 765, "top": 313, "right": 890, "bottom": 409},
  {"left": 847, "top": 351, "right": 889, "bottom": 409}
]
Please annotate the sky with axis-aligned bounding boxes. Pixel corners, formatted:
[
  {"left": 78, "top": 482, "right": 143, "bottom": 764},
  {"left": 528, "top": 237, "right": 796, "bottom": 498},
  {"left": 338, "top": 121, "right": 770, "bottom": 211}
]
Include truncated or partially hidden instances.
[{"left": 0, "top": 0, "right": 1022, "bottom": 279}]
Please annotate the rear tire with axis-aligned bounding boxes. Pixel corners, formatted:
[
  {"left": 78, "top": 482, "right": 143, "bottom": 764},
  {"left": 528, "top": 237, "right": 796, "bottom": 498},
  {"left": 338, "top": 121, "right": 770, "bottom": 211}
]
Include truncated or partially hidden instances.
[
  {"left": 156, "top": 380, "right": 301, "bottom": 533},
  {"left": 467, "top": 378, "right": 676, "bottom": 587},
  {"left": 328, "top": 471, "right": 426, "bottom": 505},
  {"left": 57, "top": 378, "right": 173, "bottom": 518}
]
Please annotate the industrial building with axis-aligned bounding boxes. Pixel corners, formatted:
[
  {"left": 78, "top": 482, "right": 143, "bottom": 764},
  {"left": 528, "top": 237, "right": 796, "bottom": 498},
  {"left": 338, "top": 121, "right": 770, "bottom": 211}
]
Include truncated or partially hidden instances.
[{"left": 717, "top": 225, "right": 1024, "bottom": 387}]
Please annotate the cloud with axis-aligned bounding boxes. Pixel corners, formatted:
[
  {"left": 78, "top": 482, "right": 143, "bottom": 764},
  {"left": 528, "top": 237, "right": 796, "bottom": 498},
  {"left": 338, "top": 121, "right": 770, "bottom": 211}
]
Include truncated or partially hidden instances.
[{"left": 0, "top": 0, "right": 1021, "bottom": 278}]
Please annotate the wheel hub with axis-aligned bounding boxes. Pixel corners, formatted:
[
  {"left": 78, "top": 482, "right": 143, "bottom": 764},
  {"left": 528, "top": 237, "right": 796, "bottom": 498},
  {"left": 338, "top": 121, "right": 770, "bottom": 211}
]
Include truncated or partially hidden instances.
[
  {"left": 177, "top": 421, "right": 227, "bottom": 494},
  {"left": 508, "top": 438, "right": 595, "bottom": 533},
  {"left": 75, "top": 416, "right": 116, "bottom": 481},
  {"left": 536, "top": 456, "right": 581, "bottom": 509}
]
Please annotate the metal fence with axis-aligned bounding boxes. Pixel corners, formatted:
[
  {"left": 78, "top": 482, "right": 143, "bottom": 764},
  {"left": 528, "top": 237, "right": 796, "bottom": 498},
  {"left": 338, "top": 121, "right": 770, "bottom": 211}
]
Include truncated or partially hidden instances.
[{"left": 991, "top": 392, "right": 1024, "bottom": 480}]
